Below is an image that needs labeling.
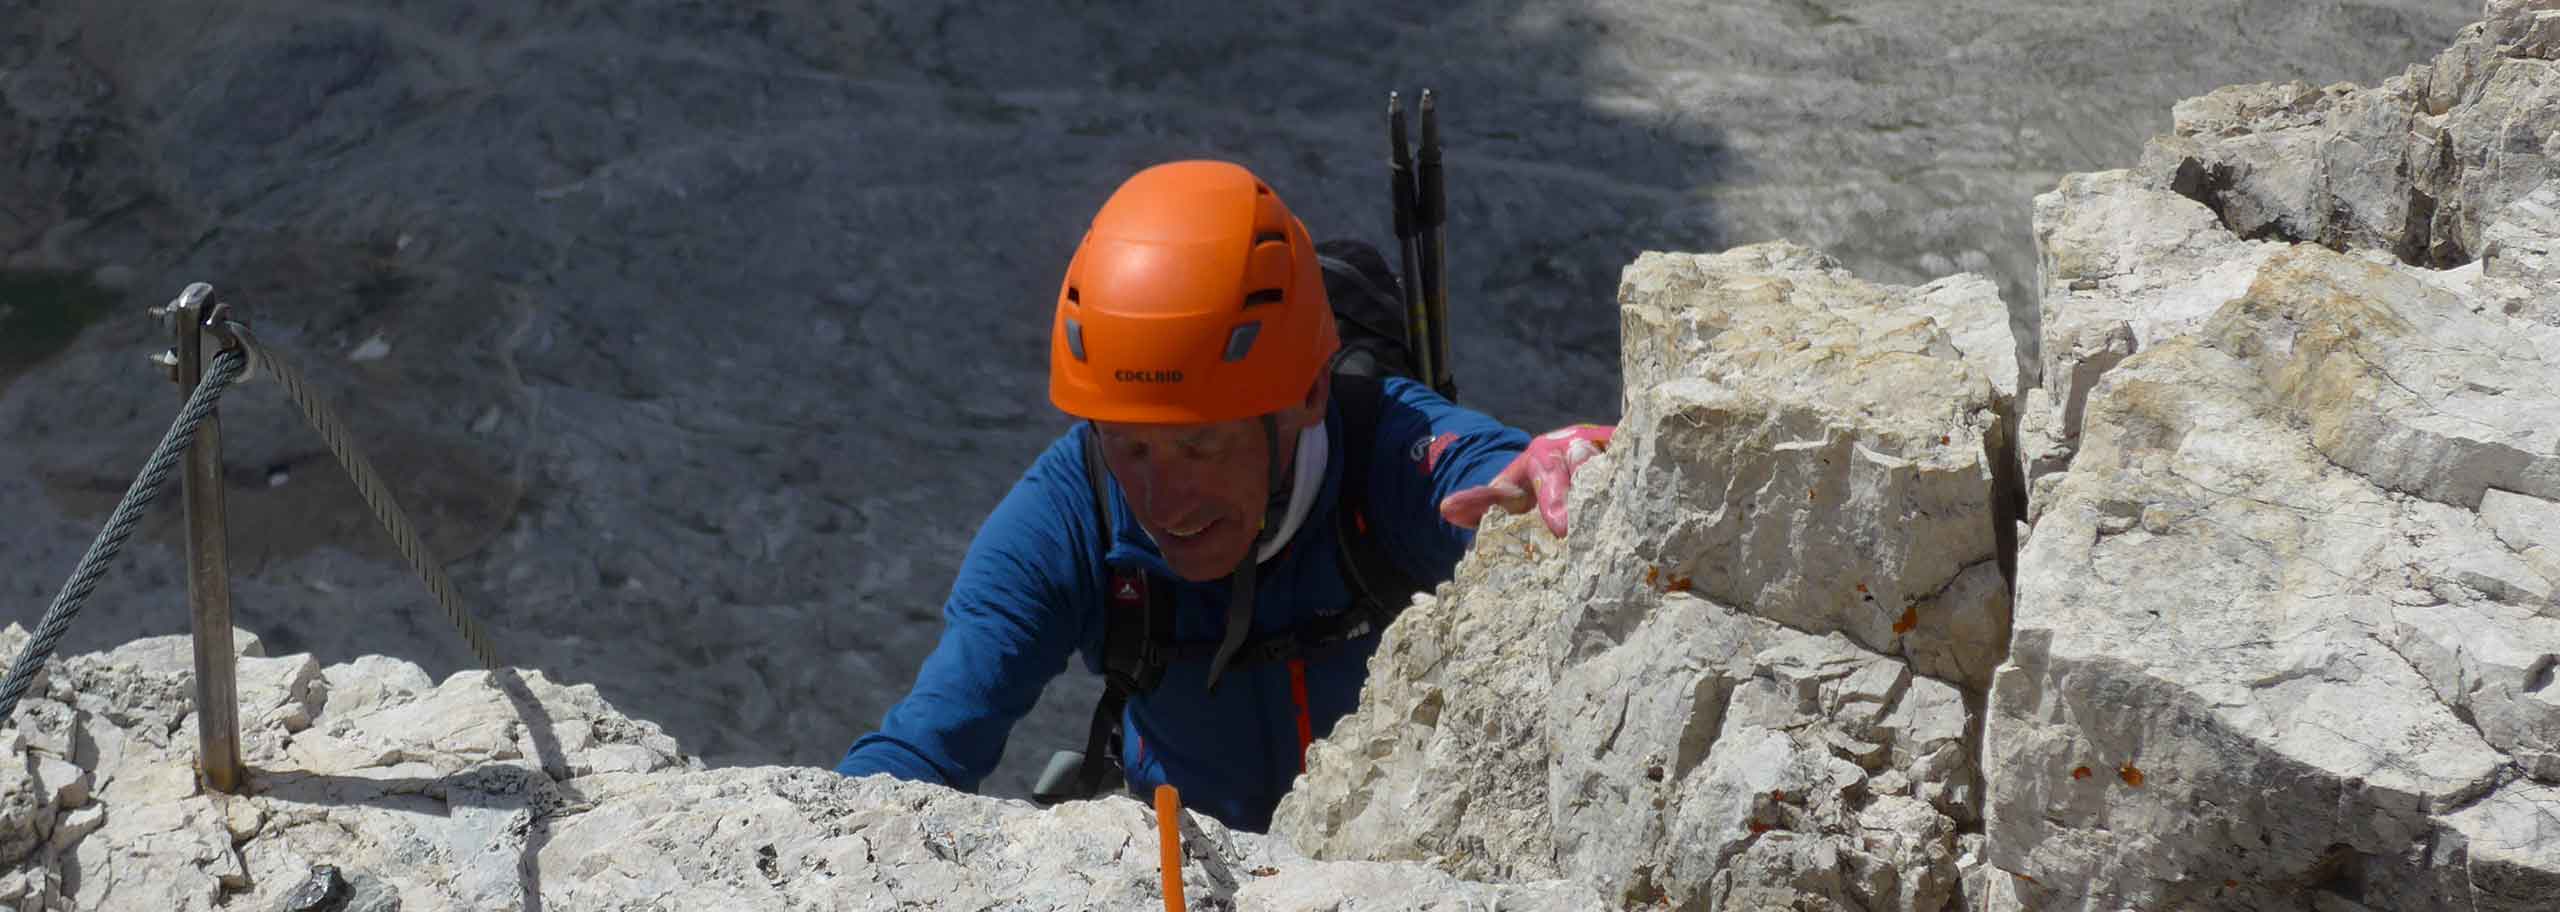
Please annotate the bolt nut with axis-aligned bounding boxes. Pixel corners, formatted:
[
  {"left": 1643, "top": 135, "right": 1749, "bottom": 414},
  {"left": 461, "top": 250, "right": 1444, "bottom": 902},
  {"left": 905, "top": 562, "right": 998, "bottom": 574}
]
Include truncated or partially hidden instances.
[{"left": 171, "top": 283, "right": 214, "bottom": 313}]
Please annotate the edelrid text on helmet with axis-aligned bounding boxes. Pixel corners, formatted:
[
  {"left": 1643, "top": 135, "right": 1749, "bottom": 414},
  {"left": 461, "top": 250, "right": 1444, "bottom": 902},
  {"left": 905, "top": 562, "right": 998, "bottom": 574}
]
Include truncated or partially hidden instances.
[{"left": 1048, "top": 160, "right": 1341, "bottom": 425}]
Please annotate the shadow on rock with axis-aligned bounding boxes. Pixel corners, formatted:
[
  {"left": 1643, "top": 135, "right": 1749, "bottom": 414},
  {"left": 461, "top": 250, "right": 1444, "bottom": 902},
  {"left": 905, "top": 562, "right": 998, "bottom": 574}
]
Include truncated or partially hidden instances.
[{"left": 244, "top": 669, "right": 584, "bottom": 911}]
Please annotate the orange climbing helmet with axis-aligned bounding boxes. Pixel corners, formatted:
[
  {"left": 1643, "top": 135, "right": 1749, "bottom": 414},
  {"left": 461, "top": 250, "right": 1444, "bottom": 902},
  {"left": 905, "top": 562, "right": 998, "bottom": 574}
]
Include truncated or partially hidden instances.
[{"left": 1049, "top": 160, "right": 1340, "bottom": 425}]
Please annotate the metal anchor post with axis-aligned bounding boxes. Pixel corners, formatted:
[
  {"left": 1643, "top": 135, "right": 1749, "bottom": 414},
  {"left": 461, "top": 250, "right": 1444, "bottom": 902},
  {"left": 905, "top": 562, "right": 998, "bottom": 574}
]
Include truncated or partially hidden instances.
[{"left": 168, "top": 283, "right": 242, "bottom": 793}]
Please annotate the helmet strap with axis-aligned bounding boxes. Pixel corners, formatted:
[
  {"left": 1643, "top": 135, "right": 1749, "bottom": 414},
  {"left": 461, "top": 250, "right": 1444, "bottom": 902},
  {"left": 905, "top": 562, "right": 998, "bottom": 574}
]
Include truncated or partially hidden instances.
[{"left": 1203, "top": 413, "right": 1286, "bottom": 693}]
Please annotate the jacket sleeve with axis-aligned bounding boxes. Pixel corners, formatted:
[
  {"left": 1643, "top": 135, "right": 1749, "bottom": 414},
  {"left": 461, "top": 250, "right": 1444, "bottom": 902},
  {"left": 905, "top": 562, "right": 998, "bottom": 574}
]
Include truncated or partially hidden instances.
[
  {"left": 833, "top": 437, "right": 1101, "bottom": 791},
  {"left": 1362, "top": 376, "right": 1534, "bottom": 577}
]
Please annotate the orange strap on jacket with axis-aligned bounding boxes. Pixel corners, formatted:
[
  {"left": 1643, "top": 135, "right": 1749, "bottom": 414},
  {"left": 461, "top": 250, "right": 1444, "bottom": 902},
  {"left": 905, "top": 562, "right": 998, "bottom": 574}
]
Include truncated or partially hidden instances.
[
  {"left": 1288, "top": 657, "right": 1314, "bottom": 772},
  {"left": 1156, "top": 784, "right": 1186, "bottom": 912}
]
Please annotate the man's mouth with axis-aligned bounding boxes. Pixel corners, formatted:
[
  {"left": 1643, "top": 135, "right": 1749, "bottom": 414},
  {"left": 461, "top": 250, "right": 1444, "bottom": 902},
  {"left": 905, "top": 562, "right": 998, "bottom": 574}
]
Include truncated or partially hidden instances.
[{"left": 1165, "top": 517, "right": 1217, "bottom": 539}]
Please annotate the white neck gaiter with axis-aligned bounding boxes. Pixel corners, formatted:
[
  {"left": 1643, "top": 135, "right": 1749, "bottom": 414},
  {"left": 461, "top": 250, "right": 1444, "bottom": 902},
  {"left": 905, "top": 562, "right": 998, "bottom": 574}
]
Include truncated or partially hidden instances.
[{"left": 1254, "top": 422, "right": 1327, "bottom": 564}]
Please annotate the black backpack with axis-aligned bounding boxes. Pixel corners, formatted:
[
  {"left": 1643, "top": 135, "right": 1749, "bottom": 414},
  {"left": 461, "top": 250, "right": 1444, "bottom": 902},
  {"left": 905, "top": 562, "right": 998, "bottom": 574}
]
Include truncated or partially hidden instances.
[{"left": 1031, "top": 238, "right": 1440, "bottom": 803}]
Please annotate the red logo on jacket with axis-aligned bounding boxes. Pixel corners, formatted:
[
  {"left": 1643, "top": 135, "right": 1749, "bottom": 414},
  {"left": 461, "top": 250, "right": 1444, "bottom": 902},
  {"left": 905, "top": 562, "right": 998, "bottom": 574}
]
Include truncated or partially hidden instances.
[{"left": 1409, "top": 432, "right": 1458, "bottom": 475}]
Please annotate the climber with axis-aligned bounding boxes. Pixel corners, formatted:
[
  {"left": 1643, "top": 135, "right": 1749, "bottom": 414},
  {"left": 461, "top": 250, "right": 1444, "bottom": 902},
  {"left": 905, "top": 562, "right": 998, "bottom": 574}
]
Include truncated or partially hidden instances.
[{"left": 831, "top": 160, "right": 1614, "bottom": 833}]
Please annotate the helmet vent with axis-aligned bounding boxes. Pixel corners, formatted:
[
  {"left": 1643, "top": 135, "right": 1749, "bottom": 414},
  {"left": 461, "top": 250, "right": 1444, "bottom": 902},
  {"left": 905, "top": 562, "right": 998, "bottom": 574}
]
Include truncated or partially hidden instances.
[
  {"left": 1253, "top": 231, "right": 1286, "bottom": 246},
  {"left": 1255, "top": 183, "right": 1273, "bottom": 196},
  {"left": 1246, "top": 232, "right": 1294, "bottom": 298},
  {"left": 1066, "top": 286, "right": 1081, "bottom": 305},
  {"left": 1243, "top": 289, "right": 1284, "bottom": 309},
  {"left": 1065, "top": 317, "right": 1087, "bottom": 361},
  {"left": 1224, "top": 322, "right": 1262, "bottom": 362}
]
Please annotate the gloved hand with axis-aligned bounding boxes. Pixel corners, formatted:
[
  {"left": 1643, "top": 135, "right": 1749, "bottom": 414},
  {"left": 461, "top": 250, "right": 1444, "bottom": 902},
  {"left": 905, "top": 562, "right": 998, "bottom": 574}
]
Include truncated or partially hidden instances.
[{"left": 1439, "top": 424, "right": 1614, "bottom": 537}]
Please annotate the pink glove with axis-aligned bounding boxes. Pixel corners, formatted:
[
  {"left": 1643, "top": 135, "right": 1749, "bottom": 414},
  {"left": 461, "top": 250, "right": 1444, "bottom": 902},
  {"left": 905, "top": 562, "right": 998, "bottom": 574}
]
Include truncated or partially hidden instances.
[{"left": 1439, "top": 424, "right": 1614, "bottom": 537}]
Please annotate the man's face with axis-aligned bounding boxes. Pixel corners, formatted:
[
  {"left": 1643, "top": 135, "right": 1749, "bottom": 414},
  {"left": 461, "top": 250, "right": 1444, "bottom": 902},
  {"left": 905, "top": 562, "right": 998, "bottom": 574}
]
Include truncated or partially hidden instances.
[{"left": 1092, "top": 417, "right": 1278, "bottom": 582}]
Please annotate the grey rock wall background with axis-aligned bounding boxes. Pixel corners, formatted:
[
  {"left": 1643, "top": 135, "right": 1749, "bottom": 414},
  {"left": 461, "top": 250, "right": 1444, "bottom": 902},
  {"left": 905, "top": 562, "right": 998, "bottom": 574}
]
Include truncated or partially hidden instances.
[{"left": 0, "top": 0, "right": 2480, "bottom": 797}]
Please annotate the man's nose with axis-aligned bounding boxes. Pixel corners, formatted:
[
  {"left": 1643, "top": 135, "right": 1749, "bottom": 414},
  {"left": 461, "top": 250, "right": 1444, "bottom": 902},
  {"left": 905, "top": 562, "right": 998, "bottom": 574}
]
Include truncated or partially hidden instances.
[{"left": 1121, "top": 456, "right": 1209, "bottom": 514}]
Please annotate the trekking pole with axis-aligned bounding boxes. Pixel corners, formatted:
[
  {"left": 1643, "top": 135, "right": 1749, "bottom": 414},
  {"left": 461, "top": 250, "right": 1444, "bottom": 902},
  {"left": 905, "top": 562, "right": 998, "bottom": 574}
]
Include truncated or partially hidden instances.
[
  {"left": 1417, "top": 89, "right": 1456, "bottom": 401},
  {"left": 1155, "top": 784, "right": 1187, "bottom": 912},
  {"left": 1387, "top": 92, "right": 1435, "bottom": 389}
]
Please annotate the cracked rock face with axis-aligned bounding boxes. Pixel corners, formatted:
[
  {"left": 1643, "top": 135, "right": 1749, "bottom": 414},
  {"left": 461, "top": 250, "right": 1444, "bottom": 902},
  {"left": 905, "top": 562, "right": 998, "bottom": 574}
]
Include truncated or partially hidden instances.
[
  {"left": 2023, "top": 169, "right": 2290, "bottom": 507},
  {"left": 1991, "top": 328, "right": 2559, "bottom": 909},
  {"left": 1605, "top": 245, "right": 2021, "bottom": 693},
  {"left": 0, "top": 625, "right": 1602, "bottom": 911},
  {"left": 1275, "top": 241, "right": 2019, "bottom": 909},
  {"left": 2138, "top": 0, "right": 2560, "bottom": 272},
  {"left": 2028, "top": 0, "right": 2560, "bottom": 514},
  {"left": 1993, "top": 5, "right": 2560, "bottom": 902}
]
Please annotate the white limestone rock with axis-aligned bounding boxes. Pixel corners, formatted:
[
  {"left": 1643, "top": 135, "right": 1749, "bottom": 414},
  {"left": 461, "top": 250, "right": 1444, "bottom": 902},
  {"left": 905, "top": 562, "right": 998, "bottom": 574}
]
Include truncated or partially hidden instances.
[
  {"left": 2431, "top": 781, "right": 2560, "bottom": 910},
  {"left": 1278, "top": 241, "right": 2014, "bottom": 908},
  {"left": 1988, "top": 328, "right": 2560, "bottom": 908},
  {"left": 236, "top": 653, "right": 326, "bottom": 737},
  {"left": 1231, "top": 858, "right": 1607, "bottom": 911},
  {"left": 317, "top": 654, "right": 435, "bottom": 720},
  {"left": 2017, "top": 386, "right": 2074, "bottom": 522},
  {"left": 1543, "top": 595, "right": 1976, "bottom": 908},
  {"left": 2384, "top": 600, "right": 2560, "bottom": 780},
  {"left": 2027, "top": 168, "right": 2288, "bottom": 494},
  {"left": 1999, "top": 47, "right": 2560, "bottom": 898},
  {"left": 1605, "top": 243, "right": 2019, "bottom": 691},
  {"left": 2200, "top": 247, "right": 2560, "bottom": 510},
  {"left": 0, "top": 626, "right": 1588, "bottom": 910},
  {"left": 2480, "top": 182, "right": 2560, "bottom": 326},
  {"left": 2139, "top": 0, "right": 2560, "bottom": 270},
  {"left": 1271, "top": 508, "right": 1583, "bottom": 883},
  {"left": 2483, "top": 488, "right": 2560, "bottom": 589},
  {"left": 1908, "top": 271, "right": 2026, "bottom": 401}
]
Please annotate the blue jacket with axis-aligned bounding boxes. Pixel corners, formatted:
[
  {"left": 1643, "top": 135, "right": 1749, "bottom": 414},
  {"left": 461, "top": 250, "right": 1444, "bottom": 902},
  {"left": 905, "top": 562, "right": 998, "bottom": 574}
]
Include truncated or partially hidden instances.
[{"left": 834, "top": 377, "right": 1529, "bottom": 831}]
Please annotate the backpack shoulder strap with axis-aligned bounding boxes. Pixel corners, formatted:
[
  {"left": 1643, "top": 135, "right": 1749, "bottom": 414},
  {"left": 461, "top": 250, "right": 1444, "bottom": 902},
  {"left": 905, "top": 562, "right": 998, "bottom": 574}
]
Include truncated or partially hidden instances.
[
  {"left": 1081, "top": 423, "right": 1115, "bottom": 560},
  {"left": 1059, "top": 425, "right": 1174, "bottom": 800},
  {"left": 1328, "top": 370, "right": 1428, "bottom": 625}
]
